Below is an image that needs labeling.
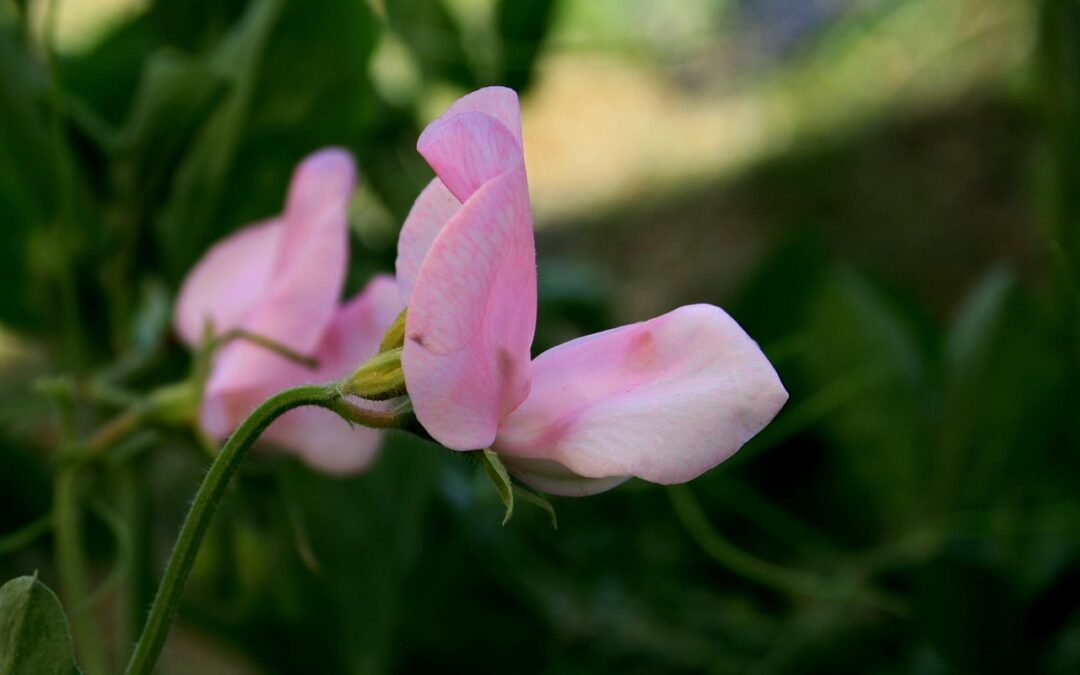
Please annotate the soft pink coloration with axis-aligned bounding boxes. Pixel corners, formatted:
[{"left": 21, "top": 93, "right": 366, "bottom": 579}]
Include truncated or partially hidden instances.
[
  {"left": 396, "top": 88, "right": 787, "bottom": 494},
  {"left": 175, "top": 148, "right": 401, "bottom": 473},
  {"left": 396, "top": 87, "right": 537, "bottom": 451},
  {"left": 494, "top": 305, "right": 789, "bottom": 496},
  {"left": 259, "top": 275, "right": 403, "bottom": 473}
]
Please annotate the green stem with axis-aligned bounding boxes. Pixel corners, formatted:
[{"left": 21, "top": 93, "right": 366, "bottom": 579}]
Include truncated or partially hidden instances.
[
  {"left": 667, "top": 485, "right": 905, "bottom": 615},
  {"left": 123, "top": 383, "right": 341, "bottom": 675},
  {"left": 54, "top": 465, "right": 111, "bottom": 675},
  {"left": 215, "top": 328, "right": 319, "bottom": 369},
  {"left": 0, "top": 512, "right": 52, "bottom": 555}
]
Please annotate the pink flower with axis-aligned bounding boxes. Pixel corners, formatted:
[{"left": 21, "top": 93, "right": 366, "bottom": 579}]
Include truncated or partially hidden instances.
[
  {"left": 175, "top": 149, "right": 402, "bottom": 473},
  {"left": 397, "top": 88, "right": 788, "bottom": 495}
]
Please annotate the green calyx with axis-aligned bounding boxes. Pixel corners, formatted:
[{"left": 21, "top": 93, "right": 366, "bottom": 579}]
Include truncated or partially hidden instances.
[
  {"left": 379, "top": 308, "right": 408, "bottom": 353},
  {"left": 340, "top": 348, "right": 406, "bottom": 401}
]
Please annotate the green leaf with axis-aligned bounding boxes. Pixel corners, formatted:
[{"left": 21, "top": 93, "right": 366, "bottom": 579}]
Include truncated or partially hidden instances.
[
  {"left": 0, "top": 574, "right": 81, "bottom": 675},
  {"left": 939, "top": 268, "right": 1066, "bottom": 507},
  {"left": 512, "top": 484, "right": 558, "bottom": 529},
  {"left": 495, "top": 0, "right": 558, "bottom": 91},
  {"left": 799, "top": 269, "right": 932, "bottom": 528},
  {"left": 153, "top": 0, "right": 381, "bottom": 280},
  {"left": 480, "top": 449, "right": 514, "bottom": 525},
  {"left": 383, "top": 0, "right": 475, "bottom": 88},
  {"left": 154, "top": 0, "right": 284, "bottom": 279}
]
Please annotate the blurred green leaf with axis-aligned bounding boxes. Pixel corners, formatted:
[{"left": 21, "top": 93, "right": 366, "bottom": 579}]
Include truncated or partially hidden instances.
[
  {"left": 800, "top": 269, "right": 932, "bottom": 528},
  {"left": 495, "top": 0, "right": 558, "bottom": 90},
  {"left": 154, "top": 0, "right": 381, "bottom": 280},
  {"left": 0, "top": 27, "right": 54, "bottom": 329},
  {"left": 0, "top": 574, "right": 81, "bottom": 675},
  {"left": 153, "top": 0, "right": 284, "bottom": 279},
  {"left": 940, "top": 268, "right": 1065, "bottom": 507},
  {"left": 383, "top": 0, "right": 475, "bottom": 88}
]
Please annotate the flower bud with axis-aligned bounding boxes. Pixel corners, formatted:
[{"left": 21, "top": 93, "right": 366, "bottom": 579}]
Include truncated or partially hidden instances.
[{"left": 340, "top": 348, "right": 406, "bottom": 400}]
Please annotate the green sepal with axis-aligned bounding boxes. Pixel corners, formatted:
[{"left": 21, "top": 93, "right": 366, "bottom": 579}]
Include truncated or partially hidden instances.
[
  {"left": 379, "top": 308, "right": 407, "bottom": 353},
  {"left": 0, "top": 574, "right": 82, "bottom": 675},
  {"left": 513, "top": 484, "right": 558, "bottom": 530},
  {"left": 479, "top": 449, "right": 514, "bottom": 525}
]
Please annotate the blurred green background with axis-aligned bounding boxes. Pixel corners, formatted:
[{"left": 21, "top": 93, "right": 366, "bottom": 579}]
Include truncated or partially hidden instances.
[{"left": 2, "top": 0, "right": 1079, "bottom": 673}]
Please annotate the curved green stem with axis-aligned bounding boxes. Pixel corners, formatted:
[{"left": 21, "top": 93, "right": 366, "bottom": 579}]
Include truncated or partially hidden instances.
[
  {"left": 667, "top": 485, "right": 906, "bottom": 615},
  {"left": 123, "top": 383, "right": 340, "bottom": 675}
]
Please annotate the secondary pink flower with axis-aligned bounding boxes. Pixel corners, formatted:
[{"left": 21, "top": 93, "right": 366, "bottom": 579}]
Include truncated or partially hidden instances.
[
  {"left": 395, "top": 87, "right": 537, "bottom": 451},
  {"left": 397, "top": 88, "right": 787, "bottom": 494},
  {"left": 174, "top": 148, "right": 401, "bottom": 473}
]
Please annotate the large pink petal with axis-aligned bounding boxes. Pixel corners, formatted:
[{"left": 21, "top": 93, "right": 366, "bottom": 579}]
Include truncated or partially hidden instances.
[
  {"left": 202, "top": 149, "right": 355, "bottom": 423},
  {"left": 418, "top": 112, "right": 523, "bottom": 203},
  {"left": 173, "top": 218, "right": 283, "bottom": 346},
  {"left": 494, "top": 304, "right": 788, "bottom": 488},
  {"left": 403, "top": 166, "right": 537, "bottom": 450},
  {"left": 395, "top": 178, "right": 460, "bottom": 303}
]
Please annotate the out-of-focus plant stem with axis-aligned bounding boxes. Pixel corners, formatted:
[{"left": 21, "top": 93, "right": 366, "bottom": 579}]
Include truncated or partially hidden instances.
[
  {"left": 667, "top": 485, "right": 906, "bottom": 616},
  {"left": 54, "top": 464, "right": 111, "bottom": 675},
  {"left": 43, "top": 0, "right": 85, "bottom": 371}
]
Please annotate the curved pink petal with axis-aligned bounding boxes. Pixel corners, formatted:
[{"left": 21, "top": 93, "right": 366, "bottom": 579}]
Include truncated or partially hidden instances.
[
  {"left": 395, "top": 178, "right": 460, "bottom": 303},
  {"left": 422, "top": 86, "right": 523, "bottom": 147},
  {"left": 173, "top": 218, "right": 283, "bottom": 346},
  {"left": 417, "top": 94, "right": 524, "bottom": 203},
  {"left": 202, "top": 148, "right": 356, "bottom": 422},
  {"left": 403, "top": 166, "right": 537, "bottom": 450},
  {"left": 493, "top": 304, "right": 788, "bottom": 488},
  {"left": 202, "top": 275, "right": 403, "bottom": 472}
]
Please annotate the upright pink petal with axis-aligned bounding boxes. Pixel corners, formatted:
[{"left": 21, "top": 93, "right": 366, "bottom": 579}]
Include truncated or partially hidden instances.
[
  {"left": 403, "top": 166, "right": 537, "bottom": 450},
  {"left": 395, "top": 178, "right": 460, "bottom": 303},
  {"left": 201, "top": 148, "right": 355, "bottom": 432},
  {"left": 421, "top": 86, "right": 523, "bottom": 147},
  {"left": 416, "top": 87, "right": 525, "bottom": 203},
  {"left": 494, "top": 305, "right": 788, "bottom": 491},
  {"left": 418, "top": 112, "right": 523, "bottom": 203},
  {"left": 173, "top": 218, "right": 283, "bottom": 346}
]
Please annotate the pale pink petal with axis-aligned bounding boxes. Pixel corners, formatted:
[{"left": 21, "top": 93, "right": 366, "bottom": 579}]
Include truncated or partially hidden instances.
[
  {"left": 419, "top": 86, "right": 522, "bottom": 148},
  {"left": 417, "top": 112, "right": 523, "bottom": 203},
  {"left": 403, "top": 166, "right": 537, "bottom": 450},
  {"left": 395, "top": 178, "right": 460, "bottom": 303},
  {"left": 201, "top": 275, "right": 403, "bottom": 472},
  {"left": 499, "top": 456, "right": 630, "bottom": 497},
  {"left": 494, "top": 304, "right": 788, "bottom": 488},
  {"left": 173, "top": 218, "right": 283, "bottom": 346},
  {"left": 203, "top": 149, "right": 355, "bottom": 419}
]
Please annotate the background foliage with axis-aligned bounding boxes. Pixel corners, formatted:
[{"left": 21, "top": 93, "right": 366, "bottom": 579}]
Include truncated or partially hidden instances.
[{"left": 1, "top": 0, "right": 1078, "bottom": 673}]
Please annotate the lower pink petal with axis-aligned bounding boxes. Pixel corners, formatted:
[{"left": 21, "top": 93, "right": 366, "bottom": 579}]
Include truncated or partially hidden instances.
[{"left": 494, "top": 304, "right": 788, "bottom": 487}]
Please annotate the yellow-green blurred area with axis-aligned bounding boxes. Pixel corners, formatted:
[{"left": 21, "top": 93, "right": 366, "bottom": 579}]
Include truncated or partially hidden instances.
[{"left": 2, "top": 0, "right": 1078, "bottom": 674}]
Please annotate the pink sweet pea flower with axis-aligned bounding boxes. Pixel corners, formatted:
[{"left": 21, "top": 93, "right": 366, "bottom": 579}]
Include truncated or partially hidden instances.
[
  {"left": 396, "top": 88, "right": 787, "bottom": 495},
  {"left": 175, "top": 148, "right": 402, "bottom": 473}
]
